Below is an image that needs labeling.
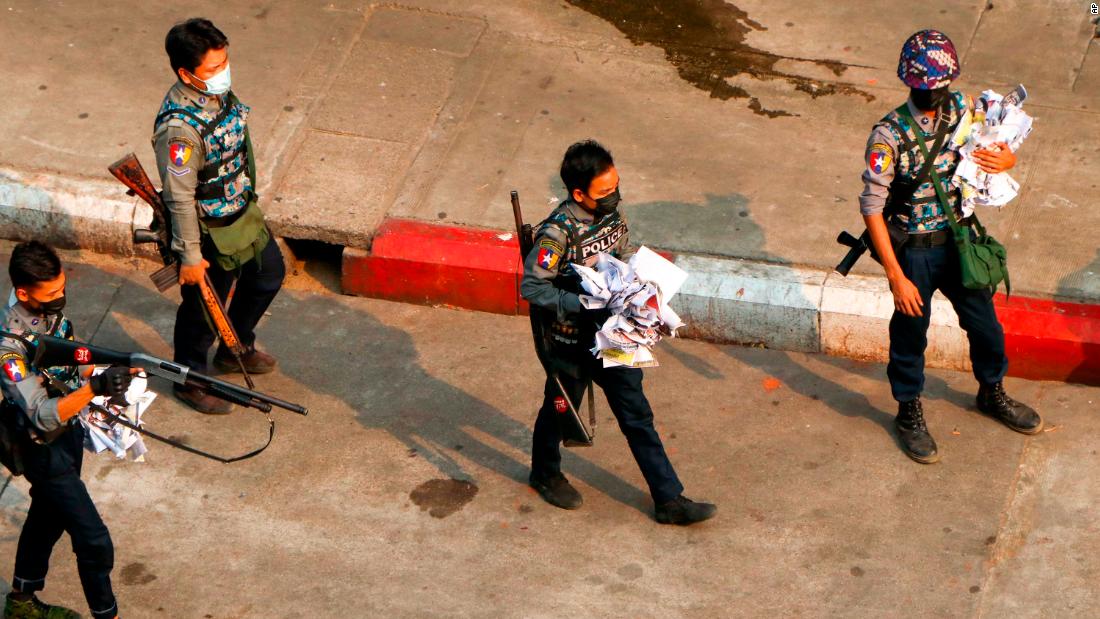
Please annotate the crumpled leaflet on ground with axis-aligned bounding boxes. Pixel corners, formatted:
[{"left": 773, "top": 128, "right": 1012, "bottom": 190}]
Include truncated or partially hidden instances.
[
  {"left": 81, "top": 370, "right": 155, "bottom": 461},
  {"left": 950, "top": 84, "right": 1034, "bottom": 216},
  {"left": 571, "top": 246, "right": 687, "bottom": 368}
]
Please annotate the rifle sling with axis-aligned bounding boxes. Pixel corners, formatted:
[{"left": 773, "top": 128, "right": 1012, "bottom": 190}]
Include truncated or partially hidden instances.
[
  {"left": 45, "top": 375, "right": 273, "bottom": 464},
  {"left": 884, "top": 101, "right": 954, "bottom": 222}
]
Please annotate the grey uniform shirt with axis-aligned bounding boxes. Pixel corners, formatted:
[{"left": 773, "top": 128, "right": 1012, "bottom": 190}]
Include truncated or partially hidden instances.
[
  {"left": 858, "top": 96, "right": 969, "bottom": 217},
  {"left": 152, "top": 82, "right": 225, "bottom": 266},
  {"left": 0, "top": 299, "right": 85, "bottom": 433},
  {"left": 520, "top": 200, "right": 634, "bottom": 323}
]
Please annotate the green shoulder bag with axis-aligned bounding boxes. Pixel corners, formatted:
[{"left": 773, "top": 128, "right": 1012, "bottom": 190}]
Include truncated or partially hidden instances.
[{"left": 904, "top": 106, "right": 1010, "bottom": 295}]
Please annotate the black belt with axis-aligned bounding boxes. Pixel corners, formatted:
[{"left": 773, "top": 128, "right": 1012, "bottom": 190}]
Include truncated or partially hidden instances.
[{"left": 901, "top": 217, "right": 971, "bottom": 248}]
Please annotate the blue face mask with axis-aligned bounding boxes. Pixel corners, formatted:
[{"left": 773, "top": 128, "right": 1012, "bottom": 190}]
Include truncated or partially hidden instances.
[{"left": 190, "top": 64, "right": 231, "bottom": 96}]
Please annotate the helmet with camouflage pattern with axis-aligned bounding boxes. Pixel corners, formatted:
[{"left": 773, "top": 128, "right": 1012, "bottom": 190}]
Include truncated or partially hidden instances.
[{"left": 897, "top": 29, "right": 960, "bottom": 90}]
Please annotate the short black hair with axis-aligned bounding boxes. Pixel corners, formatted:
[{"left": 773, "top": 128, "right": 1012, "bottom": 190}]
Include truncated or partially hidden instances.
[
  {"left": 560, "top": 140, "right": 614, "bottom": 196},
  {"left": 9, "top": 241, "right": 62, "bottom": 289},
  {"left": 165, "top": 18, "right": 229, "bottom": 74}
]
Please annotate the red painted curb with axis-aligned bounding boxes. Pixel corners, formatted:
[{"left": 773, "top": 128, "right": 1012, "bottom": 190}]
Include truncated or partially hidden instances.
[
  {"left": 341, "top": 218, "right": 1100, "bottom": 385},
  {"left": 342, "top": 218, "right": 523, "bottom": 315},
  {"left": 994, "top": 294, "right": 1100, "bottom": 384}
]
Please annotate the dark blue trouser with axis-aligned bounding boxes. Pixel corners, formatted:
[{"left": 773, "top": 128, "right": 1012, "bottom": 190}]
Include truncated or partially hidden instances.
[
  {"left": 13, "top": 424, "right": 118, "bottom": 619},
  {"left": 174, "top": 234, "right": 286, "bottom": 372},
  {"left": 887, "top": 242, "right": 1008, "bottom": 403},
  {"left": 532, "top": 356, "right": 684, "bottom": 504}
]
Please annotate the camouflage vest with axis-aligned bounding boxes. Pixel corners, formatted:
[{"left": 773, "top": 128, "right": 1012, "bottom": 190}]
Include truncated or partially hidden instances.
[
  {"left": 534, "top": 204, "right": 629, "bottom": 351},
  {"left": 877, "top": 91, "right": 966, "bottom": 233},
  {"left": 154, "top": 91, "right": 254, "bottom": 219},
  {"left": 538, "top": 205, "right": 629, "bottom": 295},
  {"left": 0, "top": 309, "right": 82, "bottom": 396},
  {"left": 40, "top": 316, "right": 82, "bottom": 393}
]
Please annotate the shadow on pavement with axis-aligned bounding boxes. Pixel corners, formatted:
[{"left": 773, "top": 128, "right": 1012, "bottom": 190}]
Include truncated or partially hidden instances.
[
  {"left": 625, "top": 194, "right": 901, "bottom": 438},
  {"left": 78, "top": 262, "right": 653, "bottom": 514}
]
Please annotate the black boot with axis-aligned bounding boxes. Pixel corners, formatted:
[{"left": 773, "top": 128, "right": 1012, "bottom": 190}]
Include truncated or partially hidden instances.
[
  {"left": 896, "top": 397, "right": 939, "bottom": 464},
  {"left": 654, "top": 495, "right": 717, "bottom": 526},
  {"left": 529, "top": 472, "right": 583, "bottom": 510},
  {"left": 977, "top": 382, "right": 1043, "bottom": 435}
]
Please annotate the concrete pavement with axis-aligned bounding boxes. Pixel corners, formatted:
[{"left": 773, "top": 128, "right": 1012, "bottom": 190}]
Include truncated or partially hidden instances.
[
  {"left": 0, "top": 243, "right": 1097, "bottom": 618},
  {"left": 0, "top": 0, "right": 1097, "bottom": 299}
]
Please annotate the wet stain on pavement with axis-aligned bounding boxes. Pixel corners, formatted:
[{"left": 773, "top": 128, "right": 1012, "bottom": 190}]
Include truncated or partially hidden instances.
[
  {"left": 95, "top": 463, "right": 117, "bottom": 481},
  {"left": 564, "top": 0, "right": 873, "bottom": 116},
  {"left": 120, "top": 562, "right": 158, "bottom": 586},
  {"left": 410, "top": 478, "right": 479, "bottom": 518}
]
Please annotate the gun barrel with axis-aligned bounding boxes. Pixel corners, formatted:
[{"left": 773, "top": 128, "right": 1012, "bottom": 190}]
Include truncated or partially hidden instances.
[
  {"left": 511, "top": 191, "right": 523, "bottom": 235},
  {"left": 186, "top": 369, "right": 308, "bottom": 415},
  {"left": 16, "top": 336, "right": 309, "bottom": 416}
]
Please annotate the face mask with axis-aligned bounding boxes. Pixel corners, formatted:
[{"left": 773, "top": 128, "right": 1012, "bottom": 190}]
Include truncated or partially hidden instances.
[
  {"left": 911, "top": 87, "right": 949, "bottom": 112},
  {"left": 37, "top": 295, "right": 66, "bottom": 317},
  {"left": 591, "top": 187, "right": 621, "bottom": 216},
  {"left": 190, "top": 64, "right": 231, "bottom": 96}
]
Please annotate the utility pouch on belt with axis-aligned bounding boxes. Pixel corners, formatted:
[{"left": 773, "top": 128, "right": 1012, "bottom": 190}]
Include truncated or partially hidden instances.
[
  {"left": 201, "top": 201, "right": 270, "bottom": 272},
  {"left": 902, "top": 105, "right": 1010, "bottom": 295}
]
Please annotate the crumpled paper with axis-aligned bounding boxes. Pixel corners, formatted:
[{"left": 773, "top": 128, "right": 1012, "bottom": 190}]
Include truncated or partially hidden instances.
[
  {"left": 950, "top": 85, "right": 1034, "bottom": 216},
  {"left": 81, "top": 370, "right": 155, "bottom": 461},
  {"left": 570, "top": 247, "right": 687, "bottom": 368}
]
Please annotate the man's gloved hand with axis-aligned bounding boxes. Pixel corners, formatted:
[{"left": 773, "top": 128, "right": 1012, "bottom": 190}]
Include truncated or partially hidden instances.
[{"left": 89, "top": 366, "right": 134, "bottom": 401}]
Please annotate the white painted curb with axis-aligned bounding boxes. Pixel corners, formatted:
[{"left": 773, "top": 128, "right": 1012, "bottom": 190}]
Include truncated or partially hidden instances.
[
  {"left": 671, "top": 254, "right": 973, "bottom": 372},
  {"left": 0, "top": 167, "right": 149, "bottom": 255}
]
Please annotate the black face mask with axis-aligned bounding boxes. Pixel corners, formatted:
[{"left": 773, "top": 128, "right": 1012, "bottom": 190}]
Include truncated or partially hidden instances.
[
  {"left": 911, "top": 87, "right": 950, "bottom": 112},
  {"left": 37, "top": 295, "right": 66, "bottom": 317},
  {"left": 591, "top": 187, "right": 621, "bottom": 216}
]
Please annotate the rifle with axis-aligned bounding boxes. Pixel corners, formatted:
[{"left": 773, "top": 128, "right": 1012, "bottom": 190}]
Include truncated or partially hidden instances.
[
  {"left": 12, "top": 332, "right": 307, "bottom": 415},
  {"left": 1, "top": 331, "right": 307, "bottom": 463},
  {"left": 511, "top": 191, "right": 595, "bottom": 447},
  {"left": 108, "top": 153, "right": 257, "bottom": 389},
  {"left": 835, "top": 229, "right": 872, "bottom": 276}
]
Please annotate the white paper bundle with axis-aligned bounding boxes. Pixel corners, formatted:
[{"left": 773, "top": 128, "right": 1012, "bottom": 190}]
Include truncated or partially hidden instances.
[
  {"left": 81, "top": 370, "right": 156, "bottom": 461},
  {"left": 950, "top": 85, "right": 1034, "bottom": 215},
  {"left": 571, "top": 247, "right": 687, "bottom": 368}
]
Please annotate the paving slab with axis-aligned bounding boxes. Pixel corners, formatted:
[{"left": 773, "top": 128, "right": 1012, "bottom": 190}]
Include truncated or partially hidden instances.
[
  {"left": 273, "top": 131, "right": 409, "bottom": 247},
  {"left": 964, "top": 0, "right": 1095, "bottom": 92},
  {"left": 977, "top": 382, "right": 1100, "bottom": 617}
]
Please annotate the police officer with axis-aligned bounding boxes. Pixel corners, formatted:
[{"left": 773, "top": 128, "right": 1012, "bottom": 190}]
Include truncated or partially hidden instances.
[
  {"left": 2, "top": 242, "right": 131, "bottom": 619},
  {"left": 154, "top": 18, "right": 285, "bottom": 415},
  {"left": 859, "top": 30, "right": 1042, "bottom": 464},
  {"left": 521, "top": 140, "right": 716, "bottom": 525}
]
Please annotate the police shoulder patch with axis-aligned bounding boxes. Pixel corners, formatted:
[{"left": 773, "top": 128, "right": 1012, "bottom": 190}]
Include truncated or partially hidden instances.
[
  {"left": 168, "top": 137, "right": 194, "bottom": 167},
  {"left": 536, "top": 237, "right": 563, "bottom": 271},
  {"left": 538, "top": 237, "right": 564, "bottom": 255},
  {"left": 0, "top": 352, "right": 29, "bottom": 383},
  {"left": 868, "top": 142, "right": 894, "bottom": 175}
]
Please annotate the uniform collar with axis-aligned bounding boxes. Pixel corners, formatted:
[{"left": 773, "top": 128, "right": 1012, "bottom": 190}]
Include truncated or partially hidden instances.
[
  {"left": 905, "top": 94, "right": 958, "bottom": 134},
  {"left": 564, "top": 198, "right": 596, "bottom": 224},
  {"left": 171, "top": 80, "right": 221, "bottom": 111},
  {"left": 4, "top": 290, "right": 56, "bottom": 335}
]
